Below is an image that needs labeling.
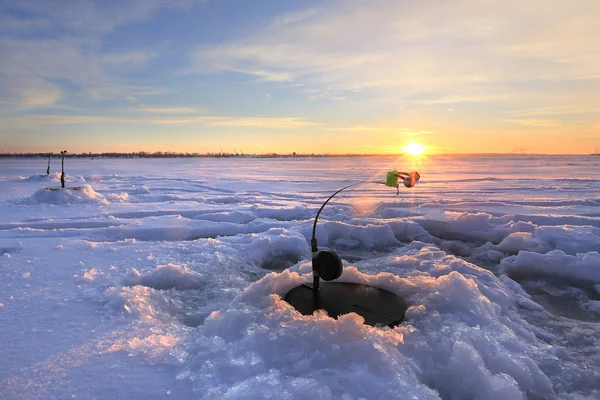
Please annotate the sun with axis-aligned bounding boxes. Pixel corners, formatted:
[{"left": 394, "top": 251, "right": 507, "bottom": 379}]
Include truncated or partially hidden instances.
[{"left": 403, "top": 141, "right": 425, "bottom": 156}]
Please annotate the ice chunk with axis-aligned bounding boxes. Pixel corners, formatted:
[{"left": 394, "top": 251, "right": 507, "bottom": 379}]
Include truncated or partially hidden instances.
[
  {"left": 123, "top": 263, "right": 204, "bottom": 290},
  {"left": 500, "top": 250, "right": 600, "bottom": 287}
]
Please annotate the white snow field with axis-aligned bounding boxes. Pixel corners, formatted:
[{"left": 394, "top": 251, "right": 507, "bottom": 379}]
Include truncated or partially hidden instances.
[{"left": 0, "top": 155, "right": 599, "bottom": 400}]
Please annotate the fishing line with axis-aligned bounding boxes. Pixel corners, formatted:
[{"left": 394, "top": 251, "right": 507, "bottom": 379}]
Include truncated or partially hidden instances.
[
  {"left": 381, "top": 201, "right": 396, "bottom": 255},
  {"left": 330, "top": 182, "right": 381, "bottom": 255}
]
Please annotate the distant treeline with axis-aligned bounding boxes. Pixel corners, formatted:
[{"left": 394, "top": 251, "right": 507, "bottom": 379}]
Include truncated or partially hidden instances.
[
  {"left": 1, "top": 152, "right": 596, "bottom": 158},
  {"left": 0, "top": 151, "right": 383, "bottom": 158}
]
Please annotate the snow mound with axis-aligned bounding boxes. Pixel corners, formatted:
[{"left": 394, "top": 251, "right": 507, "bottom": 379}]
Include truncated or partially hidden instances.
[
  {"left": 176, "top": 245, "right": 556, "bottom": 399},
  {"left": 193, "top": 210, "right": 257, "bottom": 224},
  {"left": 129, "top": 185, "right": 151, "bottom": 195},
  {"left": 496, "top": 226, "right": 600, "bottom": 256},
  {"left": 243, "top": 228, "right": 311, "bottom": 270},
  {"left": 104, "top": 192, "right": 130, "bottom": 202},
  {"left": 414, "top": 213, "right": 600, "bottom": 260},
  {"left": 417, "top": 212, "right": 535, "bottom": 244},
  {"left": 252, "top": 205, "right": 314, "bottom": 221},
  {"left": 19, "top": 172, "right": 62, "bottom": 182},
  {"left": 499, "top": 250, "right": 600, "bottom": 287},
  {"left": 81, "top": 173, "right": 124, "bottom": 182},
  {"left": 123, "top": 263, "right": 204, "bottom": 290},
  {"left": 198, "top": 195, "right": 245, "bottom": 204},
  {"left": 29, "top": 184, "right": 109, "bottom": 205},
  {"left": 308, "top": 220, "right": 401, "bottom": 250},
  {"left": 387, "top": 220, "right": 434, "bottom": 243}
]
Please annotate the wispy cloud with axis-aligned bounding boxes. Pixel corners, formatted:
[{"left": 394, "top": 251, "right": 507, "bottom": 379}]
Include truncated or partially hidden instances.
[
  {"left": 1, "top": 77, "right": 63, "bottom": 108},
  {"left": 0, "top": 15, "right": 52, "bottom": 32},
  {"left": 272, "top": 9, "right": 317, "bottom": 26},
  {"left": 225, "top": 68, "right": 293, "bottom": 82},
  {"left": 138, "top": 107, "right": 201, "bottom": 114},
  {"left": 331, "top": 126, "right": 435, "bottom": 136},
  {"left": 307, "top": 87, "right": 345, "bottom": 101},
  {"left": 503, "top": 119, "right": 561, "bottom": 128},
  {"left": 101, "top": 52, "right": 157, "bottom": 65},
  {"left": 503, "top": 106, "right": 600, "bottom": 117},
  {"left": 4, "top": 0, "right": 203, "bottom": 35},
  {"left": 3, "top": 114, "right": 319, "bottom": 129},
  {"left": 408, "top": 94, "right": 513, "bottom": 105}
]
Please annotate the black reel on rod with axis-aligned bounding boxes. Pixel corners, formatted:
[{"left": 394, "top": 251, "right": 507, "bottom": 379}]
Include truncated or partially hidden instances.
[{"left": 284, "top": 171, "right": 420, "bottom": 328}]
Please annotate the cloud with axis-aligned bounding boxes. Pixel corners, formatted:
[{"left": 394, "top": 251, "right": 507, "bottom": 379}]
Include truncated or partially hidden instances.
[
  {"left": 192, "top": 0, "right": 600, "bottom": 109},
  {"left": 192, "top": 116, "right": 317, "bottom": 128},
  {"left": 2, "top": 114, "right": 319, "bottom": 129},
  {"left": 503, "top": 119, "right": 561, "bottom": 128},
  {"left": 0, "top": 15, "right": 52, "bottom": 32},
  {"left": 101, "top": 52, "right": 157, "bottom": 65},
  {"left": 0, "top": 77, "right": 63, "bottom": 108},
  {"left": 4, "top": 0, "right": 203, "bottom": 35},
  {"left": 271, "top": 9, "right": 317, "bottom": 26},
  {"left": 87, "top": 85, "right": 167, "bottom": 101},
  {"left": 503, "top": 106, "right": 600, "bottom": 117},
  {"left": 0, "top": 36, "right": 170, "bottom": 106},
  {"left": 0, "top": 1, "right": 203, "bottom": 109},
  {"left": 408, "top": 94, "right": 513, "bottom": 105},
  {"left": 307, "top": 87, "right": 346, "bottom": 101},
  {"left": 226, "top": 68, "right": 293, "bottom": 82},
  {"left": 138, "top": 107, "right": 200, "bottom": 114},
  {"left": 330, "top": 126, "right": 435, "bottom": 136}
]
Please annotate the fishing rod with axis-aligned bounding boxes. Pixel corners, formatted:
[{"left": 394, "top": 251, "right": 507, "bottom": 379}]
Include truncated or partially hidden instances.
[
  {"left": 285, "top": 168, "right": 421, "bottom": 327},
  {"left": 310, "top": 170, "right": 420, "bottom": 289},
  {"left": 46, "top": 152, "right": 52, "bottom": 175}
]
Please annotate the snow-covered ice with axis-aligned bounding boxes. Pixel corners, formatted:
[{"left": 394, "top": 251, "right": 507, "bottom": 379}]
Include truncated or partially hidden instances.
[{"left": 0, "top": 155, "right": 599, "bottom": 399}]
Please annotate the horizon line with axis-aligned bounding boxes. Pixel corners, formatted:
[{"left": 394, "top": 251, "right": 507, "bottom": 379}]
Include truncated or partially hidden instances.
[{"left": 1, "top": 151, "right": 598, "bottom": 157}]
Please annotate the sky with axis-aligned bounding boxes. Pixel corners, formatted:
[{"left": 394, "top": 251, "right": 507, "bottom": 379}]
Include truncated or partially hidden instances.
[{"left": 1, "top": 0, "right": 599, "bottom": 155}]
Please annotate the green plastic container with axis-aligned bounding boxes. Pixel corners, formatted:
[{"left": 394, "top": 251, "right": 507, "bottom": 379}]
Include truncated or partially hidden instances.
[{"left": 386, "top": 170, "right": 398, "bottom": 187}]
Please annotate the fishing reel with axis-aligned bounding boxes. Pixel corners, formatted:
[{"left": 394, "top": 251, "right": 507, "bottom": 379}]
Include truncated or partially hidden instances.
[
  {"left": 310, "top": 239, "right": 343, "bottom": 289},
  {"left": 313, "top": 249, "right": 343, "bottom": 281}
]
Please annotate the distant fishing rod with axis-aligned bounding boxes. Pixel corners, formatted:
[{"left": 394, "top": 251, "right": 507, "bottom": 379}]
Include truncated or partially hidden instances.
[{"left": 46, "top": 152, "right": 52, "bottom": 175}]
